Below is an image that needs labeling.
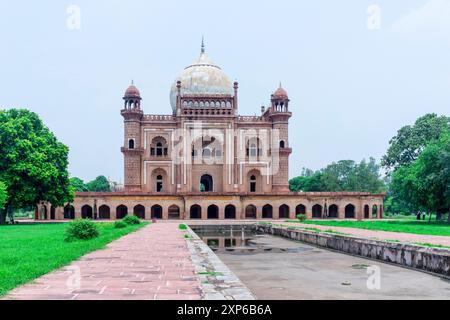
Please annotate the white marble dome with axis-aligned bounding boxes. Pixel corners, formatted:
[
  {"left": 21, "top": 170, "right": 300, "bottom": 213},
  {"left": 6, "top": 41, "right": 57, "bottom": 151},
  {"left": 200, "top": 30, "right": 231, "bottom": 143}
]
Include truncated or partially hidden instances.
[{"left": 170, "top": 49, "right": 234, "bottom": 112}]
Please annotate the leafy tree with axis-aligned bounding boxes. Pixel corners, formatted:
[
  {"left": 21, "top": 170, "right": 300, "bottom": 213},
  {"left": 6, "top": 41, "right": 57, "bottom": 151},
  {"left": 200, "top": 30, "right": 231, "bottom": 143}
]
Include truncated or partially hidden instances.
[
  {"left": 70, "top": 177, "right": 88, "bottom": 192},
  {"left": 382, "top": 113, "right": 449, "bottom": 172},
  {"left": 86, "top": 176, "right": 111, "bottom": 192},
  {"left": 0, "top": 181, "right": 7, "bottom": 210},
  {"left": 289, "top": 158, "right": 385, "bottom": 193},
  {"left": 0, "top": 109, "right": 73, "bottom": 224},
  {"left": 289, "top": 168, "right": 323, "bottom": 192},
  {"left": 390, "top": 131, "right": 450, "bottom": 222}
]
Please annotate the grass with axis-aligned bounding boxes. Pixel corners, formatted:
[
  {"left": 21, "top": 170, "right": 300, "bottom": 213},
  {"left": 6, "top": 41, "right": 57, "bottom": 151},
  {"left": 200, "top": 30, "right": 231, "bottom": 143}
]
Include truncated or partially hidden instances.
[
  {"left": 413, "top": 242, "right": 450, "bottom": 249},
  {"left": 197, "top": 271, "right": 224, "bottom": 277},
  {"left": 286, "top": 219, "right": 450, "bottom": 237},
  {"left": 0, "top": 222, "right": 146, "bottom": 296}
]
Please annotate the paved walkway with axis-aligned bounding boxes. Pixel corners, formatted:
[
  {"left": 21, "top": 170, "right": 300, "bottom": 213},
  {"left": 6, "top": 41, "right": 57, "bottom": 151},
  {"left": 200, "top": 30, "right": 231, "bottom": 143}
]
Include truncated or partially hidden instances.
[
  {"left": 3, "top": 224, "right": 203, "bottom": 300},
  {"left": 283, "top": 222, "right": 450, "bottom": 247}
]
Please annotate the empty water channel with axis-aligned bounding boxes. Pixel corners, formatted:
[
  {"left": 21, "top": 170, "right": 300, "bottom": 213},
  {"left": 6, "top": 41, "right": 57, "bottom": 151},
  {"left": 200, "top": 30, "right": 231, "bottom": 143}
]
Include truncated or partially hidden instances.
[{"left": 189, "top": 225, "right": 450, "bottom": 300}]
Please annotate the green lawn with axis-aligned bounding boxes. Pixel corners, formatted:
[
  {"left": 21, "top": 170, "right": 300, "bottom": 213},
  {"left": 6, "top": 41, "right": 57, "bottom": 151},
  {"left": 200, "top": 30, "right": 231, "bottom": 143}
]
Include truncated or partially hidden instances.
[
  {"left": 286, "top": 220, "right": 450, "bottom": 237},
  {"left": 0, "top": 222, "right": 146, "bottom": 296}
]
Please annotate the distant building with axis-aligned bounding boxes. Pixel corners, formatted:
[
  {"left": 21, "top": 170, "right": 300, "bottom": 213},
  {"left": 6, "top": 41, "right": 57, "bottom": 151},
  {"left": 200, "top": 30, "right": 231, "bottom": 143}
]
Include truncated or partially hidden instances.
[{"left": 38, "top": 42, "right": 385, "bottom": 221}]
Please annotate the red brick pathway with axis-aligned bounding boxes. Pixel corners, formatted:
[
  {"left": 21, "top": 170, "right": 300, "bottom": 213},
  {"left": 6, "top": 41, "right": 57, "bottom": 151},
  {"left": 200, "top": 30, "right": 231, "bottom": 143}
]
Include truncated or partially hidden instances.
[
  {"left": 284, "top": 222, "right": 450, "bottom": 247},
  {"left": 3, "top": 224, "right": 203, "bottom": 300}
]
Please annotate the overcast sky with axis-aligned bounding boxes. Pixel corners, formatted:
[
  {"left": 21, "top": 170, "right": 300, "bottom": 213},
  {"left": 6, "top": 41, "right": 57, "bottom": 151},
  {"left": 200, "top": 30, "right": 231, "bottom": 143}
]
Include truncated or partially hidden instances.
[{"left": 1, "top": 0, "right": 449, "bottom": 182}]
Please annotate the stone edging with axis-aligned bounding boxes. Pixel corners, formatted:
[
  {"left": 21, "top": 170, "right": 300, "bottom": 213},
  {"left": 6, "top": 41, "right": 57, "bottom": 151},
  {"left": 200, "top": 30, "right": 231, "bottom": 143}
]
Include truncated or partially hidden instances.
[
  {"left": 184, "top": 227, "right": 256, "bottom": 300},
  {"left": 255, "top": 224, "right": 450, "bottom": 278}
]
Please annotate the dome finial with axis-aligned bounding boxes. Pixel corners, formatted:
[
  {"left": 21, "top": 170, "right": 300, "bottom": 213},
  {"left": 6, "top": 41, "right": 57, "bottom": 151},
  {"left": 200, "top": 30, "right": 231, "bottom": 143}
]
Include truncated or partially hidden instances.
[{"left": 201, "top": 36, "right": 205, "bottom": 54}]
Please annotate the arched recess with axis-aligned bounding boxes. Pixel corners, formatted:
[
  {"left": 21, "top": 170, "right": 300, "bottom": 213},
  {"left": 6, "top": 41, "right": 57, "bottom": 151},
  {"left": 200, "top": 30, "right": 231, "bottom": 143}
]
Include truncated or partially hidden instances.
[
  {"left": 50, "top": 206, "right": 56, "bottom": 220},
  {"left": 82, "top": 205, "right": 93, "bottom": 219},
  {"left": 372, "top": 205, "right": 378, "bottom": 219},
  {"left": 247, "top": 169, "right": 262, "bottom": 193},
  {"left": 64, "top": 205, "right": 75, "bottom": 220},
  {"left": 245, "top": 205, "right": 257, "bottom": 219},
  {"left": 41, "top": 205, "right": 48, "bottom": 220},
  {"left": 262, "top": 204, "right": 273, "bottom": 219},
  {"left": 168, "top": 205, "right": 180, "bottom": 220},
  {"left": 190, "top": 205, "right": 202, "bottom": 219},
  {"left": 151, "top": 168, "right": 168, "bottom": 193},
  {"left": 116, "top": 205, "right": 128, "bottom": 219},
  {"left": 279, "top": 205, "right": 290, "bottom": 219},
  {"left": 200, "top": 174, "right": 214, "bottom": 192},
  {"left": 328, "top": 204, "right": 339, "bottom": 218},
  {"left": 134, "top": 205, "right": 145, "bottom": 219},
  {"left": 225, "top": 205, "right": 236, "bottom": 219},
  {"left": 345, "top": 204, "right": 356, "bottom": 219},
  {"left": 364, "top": 205, "right": 370, "bottom": 219},
  {"left": 207, "top": 205, "right": 219, "bottom": 219},
  {"left": 246, "top": 137, "right": 262, "bottom": 159},
  {"left": 151, "top": 205, "right": 163, "bottom": 219},
  {"left": 99, "top": 205, "right": 110, "bottom": 219},
  {"left": 312, "top": 205, "right": 323, "bottom": 219},
  {"left": 296, "top": 204, "right": 306, "bottom": 216},
  {"left": 150, "top": 137, "right": 168, "bottom": 157}
]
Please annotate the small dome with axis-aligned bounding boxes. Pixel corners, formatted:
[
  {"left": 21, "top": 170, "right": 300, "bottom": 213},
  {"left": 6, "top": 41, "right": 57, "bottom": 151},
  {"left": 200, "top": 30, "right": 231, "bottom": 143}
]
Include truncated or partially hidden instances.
[
  {"left": 170, "top": 45, "right": 234, "bottom": 111},
  {"left": 273, "top": 85, "right": 288, "bottom": 99},
  {"left": 124, "top": 83, "right": 141, "bottom": 98}
]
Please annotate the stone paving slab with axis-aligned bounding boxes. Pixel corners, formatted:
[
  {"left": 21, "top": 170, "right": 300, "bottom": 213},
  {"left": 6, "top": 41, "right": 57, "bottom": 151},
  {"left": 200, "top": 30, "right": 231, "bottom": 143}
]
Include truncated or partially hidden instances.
[{"left": 3, "top": 224, "right": 203, "bottom": 300}]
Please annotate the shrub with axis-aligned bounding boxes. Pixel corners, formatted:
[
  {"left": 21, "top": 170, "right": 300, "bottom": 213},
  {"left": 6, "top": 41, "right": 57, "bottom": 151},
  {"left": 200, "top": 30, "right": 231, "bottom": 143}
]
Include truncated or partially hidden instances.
[
  {"left": 65, "top": 219, "right": 99, "bottom": 241},
  {"left": 114, "top": 221, "right": 127, "bottom": 229},
  {"left": 123, "top": 215, "right": 141, "bottom": 225},
  {"left": 297, "top": 214, "right": 307, "bottom": 222},
  {"left": 179, "top": 223, "right": 187, "bottom": 230}
]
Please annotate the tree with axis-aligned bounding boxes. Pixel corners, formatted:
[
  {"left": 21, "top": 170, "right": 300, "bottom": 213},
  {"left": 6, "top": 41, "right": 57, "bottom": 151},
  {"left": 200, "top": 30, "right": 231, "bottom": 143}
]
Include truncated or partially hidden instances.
[
  {"left": 0, "top": 181, "right": 7, "bottom": 210},
  {"left": 0, "top": 109, "right": 73, "bottom": 224},
  {"left": 382, "top": 113, "right": 449, "bottom": 172},
  {"left": 70, "top": 177, "right": 88, "bottom": 192},
  {"left": 289, "top": 159, "right": 386, "bottom": 193},
  {"left": 390, "top": 131, "right": 450, "bottom": 222},
  {"left": 86, "top": 176, "right": 111, "bottom": 192}
]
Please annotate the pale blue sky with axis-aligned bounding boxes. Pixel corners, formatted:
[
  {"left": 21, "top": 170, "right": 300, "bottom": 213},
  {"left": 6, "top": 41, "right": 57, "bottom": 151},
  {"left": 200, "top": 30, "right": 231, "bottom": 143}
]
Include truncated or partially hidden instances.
[{"left": 1, "top": 0, "right": 449, "bottom": 182}]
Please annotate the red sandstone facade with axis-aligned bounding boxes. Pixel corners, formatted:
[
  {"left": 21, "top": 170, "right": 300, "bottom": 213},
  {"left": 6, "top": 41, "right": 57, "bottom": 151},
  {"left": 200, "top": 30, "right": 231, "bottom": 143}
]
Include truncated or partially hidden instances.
[{"left": 38, "top": 43, "right": 385, "bottom": 221}]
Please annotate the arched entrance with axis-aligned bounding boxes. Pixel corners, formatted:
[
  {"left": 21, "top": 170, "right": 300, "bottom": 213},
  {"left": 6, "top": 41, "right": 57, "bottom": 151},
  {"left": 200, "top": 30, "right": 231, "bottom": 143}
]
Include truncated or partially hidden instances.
[
  {"left": 225, "top": 205, "right": 236, "bottom": 219},
  {"left": 151, "top": 205, "right": 163, "bottom": 219},
  {"left": 134, "top": 205, "right": 145, "bottom": 219},
  {"left": 207, "top": 205, "right": 219, "bottom": 219},
  {"left": 168, "top": 205, "right": 180, "bottom": 220},
  {"left": 364, "top": 205, "right": 370, "bottom": 219},
  {"left": 50, "top": 206, "right": 56, "bottom": 220},
  {"left": 312, "top": 205, "right": 323, "bottom": 219},
  {"left": 345, "top": 204, "right": 356, "bottom": 219},
  {"left": 279, "top": 205, "right": 290, "bottom": 219},
  {"left": 296, "top": 204, "right": 306, "bottom": 216},
  {"left": 200, "top": 174, "right": 214, "bottom": 192},
  {"left": 64, "top": 205, "right": 75, "bottom": 220},
  {"left": 245, "top": 205, "right": 257, "bottom": 219},
  {"left": 190, "top": 205, "right": 202, "bottom": 219},
  {"left": 99, "top": 205, "right": 110, "bottom": 219},
  {"left": 116, "top": 205, "right": 128, "bottom": 219},
  {"left": 328, "top": 204, "right": 338, "bottom": 218},
  {"left": 41, "top": 205, "right": 48, "bottom": 220},
  {"left": 262, "top": 204, "right": 273, "bottom": 219},
  {"left": 81, "top": 205, "right": 93, "bottom": 219},
  {"left": 372, "top": 205, "right": 378, "bottom": 219}
]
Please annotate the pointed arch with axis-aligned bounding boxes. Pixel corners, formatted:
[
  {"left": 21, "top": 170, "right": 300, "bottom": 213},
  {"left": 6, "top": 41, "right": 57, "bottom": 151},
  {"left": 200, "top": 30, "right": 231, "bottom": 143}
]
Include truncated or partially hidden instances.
[{"left": 99, "top": 205, "right": 110, "bottom": 219}]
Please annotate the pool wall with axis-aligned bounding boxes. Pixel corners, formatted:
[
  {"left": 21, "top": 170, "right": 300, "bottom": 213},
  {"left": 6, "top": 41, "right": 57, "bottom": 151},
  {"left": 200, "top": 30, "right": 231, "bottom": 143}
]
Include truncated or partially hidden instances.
[{"left": 255, "top": 224, "right": 450, "bottom": 278}]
